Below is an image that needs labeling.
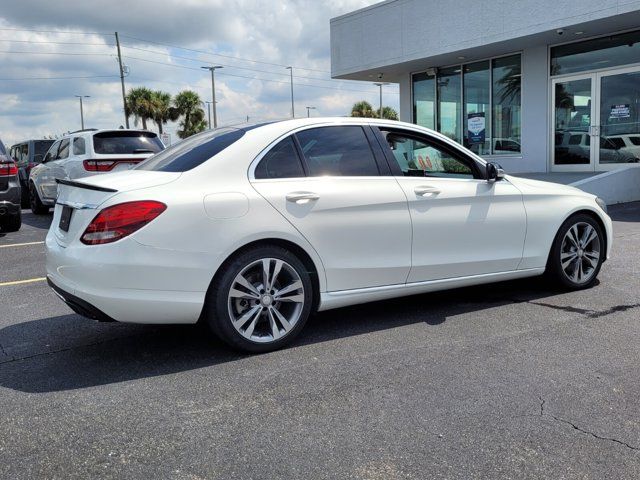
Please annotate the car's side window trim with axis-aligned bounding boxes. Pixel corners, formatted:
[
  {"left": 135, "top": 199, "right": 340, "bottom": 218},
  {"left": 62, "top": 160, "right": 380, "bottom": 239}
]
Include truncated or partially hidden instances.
[
  {"left": 373, "top": 126, "right": 485, "bottom": 180},
  {"left": 364, "top": 126, "right": 393, "bottom": 176},
  {"left": 290, "top": 134, "right": 309, "bottom": 177}
]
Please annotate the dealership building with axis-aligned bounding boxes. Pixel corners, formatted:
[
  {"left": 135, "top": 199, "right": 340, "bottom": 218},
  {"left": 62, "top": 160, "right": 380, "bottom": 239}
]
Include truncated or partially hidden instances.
[{"left": 330, "top": 0, "right": 640, "bottom": 183}]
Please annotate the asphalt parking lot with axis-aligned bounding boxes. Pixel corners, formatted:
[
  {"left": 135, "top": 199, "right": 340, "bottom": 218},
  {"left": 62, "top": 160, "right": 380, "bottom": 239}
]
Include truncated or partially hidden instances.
[{"left": 1, "top": 204, "right": 639, "bottom": 479}]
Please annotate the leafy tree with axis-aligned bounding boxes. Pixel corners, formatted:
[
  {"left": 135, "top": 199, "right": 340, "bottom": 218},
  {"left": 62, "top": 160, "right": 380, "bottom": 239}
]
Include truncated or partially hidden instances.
[
  {"left": 173, "top": 90, "right": 208, "bottom": 138},
  {"left": 350, "top": 100, "right": 376, "bottom": 118},
  {"left": 351, "top": 101, "right": 399, "bottom": 120},
  {"left": 125, "top": 87, "right": 154, "bottom": 130},
  {"left": 381, "top": 106, "right": 399, "bottom": 120},
  {"left": 150, "top": 91, "right": 178, "bottom": 134}
]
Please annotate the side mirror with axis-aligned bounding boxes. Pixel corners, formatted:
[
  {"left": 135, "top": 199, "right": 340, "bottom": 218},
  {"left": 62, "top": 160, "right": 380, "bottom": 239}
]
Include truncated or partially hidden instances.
[{"left": 486, "top": 162, "right": 505, "bottom": 182}]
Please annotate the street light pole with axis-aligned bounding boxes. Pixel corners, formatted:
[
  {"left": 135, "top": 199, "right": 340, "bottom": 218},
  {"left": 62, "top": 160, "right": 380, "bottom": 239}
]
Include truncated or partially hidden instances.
[
  {"left": 286, "top": 66, "right": 294, "bottom": 118},
  {"left": 204, "top": 101, "right": 213, "bottom": 129},
  {"left": 74, "top": 95, "right": 90, "bottom": 130},
  {"left": 306, "top": 106, "right": 316, "bottom": 118},
  {"left": 373, "top": 83, "right": 388, "bottom": 119},
  {"left": 201, "top": 66, "right": 223, "bottom": 128}
]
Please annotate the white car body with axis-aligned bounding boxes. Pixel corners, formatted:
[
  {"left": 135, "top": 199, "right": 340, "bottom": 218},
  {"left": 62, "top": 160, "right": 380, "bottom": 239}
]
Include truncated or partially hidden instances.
[
  {"left": 30, "top": 129, "right": 164, "bottom": 206},
  {"left": 46, "top": 118, "right": 612, "bottom": 327}
]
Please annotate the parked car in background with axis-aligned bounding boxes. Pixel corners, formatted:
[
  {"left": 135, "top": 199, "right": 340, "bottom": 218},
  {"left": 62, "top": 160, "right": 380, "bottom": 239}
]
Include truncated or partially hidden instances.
[
  {"left": 29, "top": 129, "right": 164, "bottom": 214},
  {"left": 0, "top": 137, "right": 21, "bottom": 232},
  {"left": 46, "top": 118, "right": 612, "bottom": 353},
  {"left": 9, "top": 139, "right": 55, "bottom": 207}
]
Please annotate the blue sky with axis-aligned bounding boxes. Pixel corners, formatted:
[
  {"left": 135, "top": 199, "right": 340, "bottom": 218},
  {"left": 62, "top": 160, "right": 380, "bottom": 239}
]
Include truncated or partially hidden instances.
[{"left": 0, "top": 0, "right": 399, "bottom": 147}]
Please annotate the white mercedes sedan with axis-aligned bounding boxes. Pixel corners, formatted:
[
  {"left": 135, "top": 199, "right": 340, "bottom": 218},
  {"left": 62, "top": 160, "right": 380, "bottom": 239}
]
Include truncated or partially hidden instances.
[{"left": 46, "top": 118, "right": 612, "bottom": 352}]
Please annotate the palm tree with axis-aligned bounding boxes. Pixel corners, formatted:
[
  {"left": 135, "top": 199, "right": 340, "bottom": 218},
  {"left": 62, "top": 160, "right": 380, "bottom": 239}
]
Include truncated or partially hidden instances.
[
  {"left": 126, "top": 87, "right": 154, "bottom": 130},
  {"left": 381, "top": 106, "right": 399, "bottom": 120},
  {"left": 173, "top": 90, "right": 207, "bottom": 139},
  {"left": 350, "top": 100, "right": 376, "bottom": 118},
  {"left": 149, "top": 91, "right": 177, "bottom": 134}
]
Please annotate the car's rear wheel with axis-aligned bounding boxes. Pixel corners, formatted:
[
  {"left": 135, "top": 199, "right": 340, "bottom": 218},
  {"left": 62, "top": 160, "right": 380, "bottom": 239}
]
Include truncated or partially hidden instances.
[
  {"left": 29, "top": 182, "right": 49, "bottom": 215},
  {"left": 205, "top": 246, "right": 313, "bottom": 353},
  {"left": 547, "top": 213, "right": 605, "bottom": 290},
  {"left": 1, "top": 210, "right": 21, "bottom": 233}
]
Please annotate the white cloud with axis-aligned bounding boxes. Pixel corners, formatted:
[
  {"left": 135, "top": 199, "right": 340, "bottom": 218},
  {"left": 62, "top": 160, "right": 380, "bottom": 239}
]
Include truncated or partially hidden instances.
[{"left": 0, "top": 1, "right": 399, "bottom": 148}]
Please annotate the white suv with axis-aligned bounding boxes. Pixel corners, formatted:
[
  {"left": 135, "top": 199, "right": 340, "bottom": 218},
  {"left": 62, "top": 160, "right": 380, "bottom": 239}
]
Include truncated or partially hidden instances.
[{"left": 29, "top": 129, "right": 164, "bottom": 213}]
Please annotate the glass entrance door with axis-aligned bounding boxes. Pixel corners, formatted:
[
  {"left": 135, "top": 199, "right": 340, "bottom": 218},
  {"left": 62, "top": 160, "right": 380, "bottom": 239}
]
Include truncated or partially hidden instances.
[
  {"left": 596, "top": 67, "right": 640, "bottom": 169},
  {"left": 552, "top": 75, "right": 595, "bottom": 171}
]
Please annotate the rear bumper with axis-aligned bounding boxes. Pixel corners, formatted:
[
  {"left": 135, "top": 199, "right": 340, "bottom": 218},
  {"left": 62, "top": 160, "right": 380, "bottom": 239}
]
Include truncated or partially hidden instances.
[
  {"left": 47, "top": 277, "right": 116, "bottom": 322},
  {"left": 45, "top": 230, "right": 209, "bottom": 325},
  {"left": 0, "top": 183, "right": 21, "bottom": 215}
]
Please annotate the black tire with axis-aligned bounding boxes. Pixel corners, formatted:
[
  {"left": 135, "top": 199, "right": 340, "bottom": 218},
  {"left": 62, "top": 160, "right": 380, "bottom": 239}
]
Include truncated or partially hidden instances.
[
  {"left": 1, "top": 210, "right": 21, "bottom": 233},
  {"left": 29, "top": 182, "right": 49, "bottom": 215},
  {"left": 204, "top": 245, "right": 314, "bottom": 353},
  {"left": 546, "top": 213, "right": 605, "bottom": 290}
]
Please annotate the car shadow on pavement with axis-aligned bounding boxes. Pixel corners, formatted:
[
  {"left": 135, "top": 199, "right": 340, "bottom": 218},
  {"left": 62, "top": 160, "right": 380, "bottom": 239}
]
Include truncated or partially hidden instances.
[
  {"left": 609, "top": 201, "right": 640, "bottom": 222},
  {"left": 0, "top": 276, "right": 565, "bottom": 394},
  {"left": 20, "top": 210, "right": 53, "bottom": 230}
]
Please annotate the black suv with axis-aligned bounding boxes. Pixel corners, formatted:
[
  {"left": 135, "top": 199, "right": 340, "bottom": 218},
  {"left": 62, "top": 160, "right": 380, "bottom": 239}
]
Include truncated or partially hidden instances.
[
  {"left": 9, "top": 139, "right": 54, "bottom": 207},
  {"left": 0, "top": 137, "right": 21, "bottom": 232}
]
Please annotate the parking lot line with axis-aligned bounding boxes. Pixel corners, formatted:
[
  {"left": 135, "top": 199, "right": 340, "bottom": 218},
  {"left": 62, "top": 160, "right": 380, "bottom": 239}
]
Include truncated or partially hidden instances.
[
  {"left": 0, "top": 277, "right": 46, "bottom": 287},
  {"left": 0, "top": 241, "right": 45, "bottom": 249}
]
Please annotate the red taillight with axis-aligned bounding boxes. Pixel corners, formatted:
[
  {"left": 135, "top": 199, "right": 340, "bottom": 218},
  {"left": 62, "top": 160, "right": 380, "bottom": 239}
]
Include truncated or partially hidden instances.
[
  {"left": 80, "top": 201, "right": 166, "bottom": 245},
  {"left": 83, "top": 159, "right": 143, "bottom": 172},
  {"left": 0, "top": 160, "right": 18, "bottom": 176}
]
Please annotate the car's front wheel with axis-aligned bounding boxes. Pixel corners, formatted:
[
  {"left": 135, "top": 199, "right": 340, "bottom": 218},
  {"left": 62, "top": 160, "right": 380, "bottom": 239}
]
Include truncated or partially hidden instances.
[
  {"left": 29, "top": 182, "right": 49, "bottom": 215},
  {"left": 205, "top": 246, "right": 313, "bottom": 353},
  {"left": 547, "top": 213, "right": 605, "bottom": 290}
]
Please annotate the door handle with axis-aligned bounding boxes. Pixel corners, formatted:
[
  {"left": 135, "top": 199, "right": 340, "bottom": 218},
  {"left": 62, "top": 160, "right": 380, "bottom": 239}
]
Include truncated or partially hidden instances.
[
  {"left": 286, "top": 191, "right": 320, "bottom": 204},
  {"left": 414, "top": 185, "right": 441, "bottom": 196}
]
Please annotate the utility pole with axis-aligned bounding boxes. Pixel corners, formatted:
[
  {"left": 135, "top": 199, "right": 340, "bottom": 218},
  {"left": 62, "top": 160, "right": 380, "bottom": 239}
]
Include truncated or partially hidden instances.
[
  {"left": 115, "top": 32, "right": 129, "bottom": 128},
  {"left": 286, "top": 66, "right": 294, "bottom": 118},
  {"left": 373, "top": 82, "right": 388, "bottom": 119},
  {"left": 75, "top": 95, "right": 90, "bottom": 129},
  {"left": 204, "top": 101, "right": 213, "bottom": 129},
  {"left": 306, "top": 106, "right": 316, "bottom": 117},
  {"left": 201, "top": 66, "right": 223, "bottom": 128}
]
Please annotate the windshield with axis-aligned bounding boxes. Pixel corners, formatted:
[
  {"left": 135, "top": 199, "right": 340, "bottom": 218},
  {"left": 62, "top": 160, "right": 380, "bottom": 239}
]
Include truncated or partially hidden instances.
[
  {"left": 93, "top": 131, "right": 164, "bottom": 155},
  {"left": 136, "top": 128, "right": 245, "bottom": 172}
]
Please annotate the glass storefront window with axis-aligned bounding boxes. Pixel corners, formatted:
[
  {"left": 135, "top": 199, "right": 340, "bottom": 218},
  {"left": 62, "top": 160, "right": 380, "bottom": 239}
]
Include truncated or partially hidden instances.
[
  {"left": 412, "top": 53, "right": 521, "bottom": 156},
  {"left": 492, "top": 54, "right": 522, "bottom": 155},
  {"left": 413, "top": 72, "right": 436, "bottom": 130},
  {"left": 463, "top": 61, "right": 490, "bottom": 155},
  {"left": 551, "top": 30, "right": 640, "bottom": 76},
  {"left": 437, "top": 66, "right": 462, "bottom": 143}
]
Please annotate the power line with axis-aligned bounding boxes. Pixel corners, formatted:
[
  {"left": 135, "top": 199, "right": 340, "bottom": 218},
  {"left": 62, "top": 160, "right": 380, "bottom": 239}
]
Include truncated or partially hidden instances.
[
  {"left": 0, "top": 50, "right": 113, "bottom": 56},
  {"left": 0, "top": 39, "right": 115, "bottom": 47},
  {"left": 122, "top": 55, "right": 397, "bottom": 94},
  {"left": 0, "top": 26, "right": 108, "bottom": 35},
  {"left": 122, "top": 44, "right": 393, "bottom": 87},
  {"left": 120, "top": 34, "right": 332, "bottom": 74},
  {"left": 0, "top": 74, "right": 119, "bottom": 81}
]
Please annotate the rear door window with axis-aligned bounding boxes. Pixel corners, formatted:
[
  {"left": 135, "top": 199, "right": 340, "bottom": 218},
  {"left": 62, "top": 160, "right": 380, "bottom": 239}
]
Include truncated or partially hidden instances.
[
  {"left": 73, "top": 137, "right": 86, "bottom": 155},
  {"left": 295, "top": 126, "right": 379, "bottom": 177},
  {"left": 93, "top": 131, "right": 164, "bottom": 155}
]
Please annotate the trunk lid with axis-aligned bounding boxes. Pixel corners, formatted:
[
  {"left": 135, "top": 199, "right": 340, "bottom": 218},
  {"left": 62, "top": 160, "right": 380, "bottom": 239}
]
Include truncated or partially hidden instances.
[{"left": 52, "top": 170, "right": 180, "bottom": 247}]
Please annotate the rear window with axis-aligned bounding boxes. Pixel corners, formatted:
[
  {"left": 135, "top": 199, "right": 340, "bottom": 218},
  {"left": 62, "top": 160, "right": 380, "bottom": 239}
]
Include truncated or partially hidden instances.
[
  {"left": 93, "top": 131, "right": 164, "bottom": 155},
  {"left": 136, "top": 128, "right": 245, "bottom": 172},
  {"left": 34, "top": 140, "right": 54, "bottom": 157}
]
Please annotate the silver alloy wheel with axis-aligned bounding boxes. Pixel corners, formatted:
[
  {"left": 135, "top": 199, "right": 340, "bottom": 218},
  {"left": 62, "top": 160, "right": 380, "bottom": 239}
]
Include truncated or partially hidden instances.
[
  {"left": 227, "top": 258, "right": 305, "bottom": 343},
  {"left": 560, "top": 221, "right": 601, "bottom": 284}
]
